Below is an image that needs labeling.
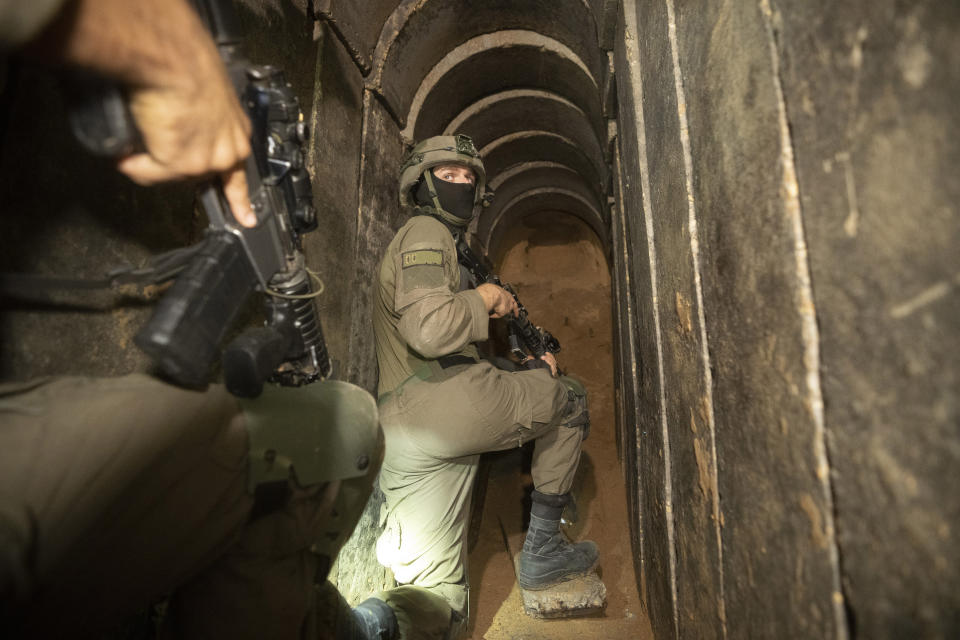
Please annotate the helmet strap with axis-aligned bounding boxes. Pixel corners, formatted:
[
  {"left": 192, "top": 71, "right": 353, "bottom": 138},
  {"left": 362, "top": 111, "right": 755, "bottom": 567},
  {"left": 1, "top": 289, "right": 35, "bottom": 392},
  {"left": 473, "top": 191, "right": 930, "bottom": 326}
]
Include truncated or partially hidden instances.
[{"left": 424, "top": 171, "right": 445, "bottom": 213}]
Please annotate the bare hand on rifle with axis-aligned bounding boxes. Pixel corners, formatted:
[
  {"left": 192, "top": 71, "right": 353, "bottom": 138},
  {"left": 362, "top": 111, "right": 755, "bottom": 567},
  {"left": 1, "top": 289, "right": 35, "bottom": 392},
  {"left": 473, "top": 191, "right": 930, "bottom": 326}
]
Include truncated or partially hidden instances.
[
  {"left": 477, "top": 282, "right": 518, "bottom": 319},
  {"left": 28, "top": 0, "right": 256, "bottom": 226}
]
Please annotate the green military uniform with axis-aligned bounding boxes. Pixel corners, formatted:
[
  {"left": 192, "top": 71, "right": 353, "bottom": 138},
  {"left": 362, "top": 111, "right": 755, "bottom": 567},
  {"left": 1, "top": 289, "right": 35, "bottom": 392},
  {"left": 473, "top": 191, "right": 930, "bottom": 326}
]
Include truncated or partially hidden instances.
[
  {"left": 0, "top": 374, "right": 378, "bottom": 638},
  {"left": 373, "top": 212, "right": 584, "bottom": 620}
]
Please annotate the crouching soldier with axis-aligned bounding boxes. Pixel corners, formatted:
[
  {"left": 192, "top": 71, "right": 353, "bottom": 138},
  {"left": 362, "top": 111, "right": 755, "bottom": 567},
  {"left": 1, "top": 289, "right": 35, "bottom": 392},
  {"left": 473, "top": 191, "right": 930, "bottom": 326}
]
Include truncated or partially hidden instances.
[{"left": 354, "top": 134, "right": 597, "bottom": 639}]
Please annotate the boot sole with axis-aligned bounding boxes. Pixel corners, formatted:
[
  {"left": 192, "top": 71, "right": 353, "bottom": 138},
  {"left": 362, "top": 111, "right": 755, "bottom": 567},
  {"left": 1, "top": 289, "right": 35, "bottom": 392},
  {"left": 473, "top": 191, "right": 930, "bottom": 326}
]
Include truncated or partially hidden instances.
[{"left": 515, "top": 554, "right": 600, "bottom": 591}]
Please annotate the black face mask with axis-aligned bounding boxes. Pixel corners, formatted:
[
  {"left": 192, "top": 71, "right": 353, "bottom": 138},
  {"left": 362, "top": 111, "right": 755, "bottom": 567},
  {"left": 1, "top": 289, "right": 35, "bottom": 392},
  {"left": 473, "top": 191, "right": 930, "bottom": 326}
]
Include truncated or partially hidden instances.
[{"left": 414, "top": 171, "right": 476, "bottom": 222}]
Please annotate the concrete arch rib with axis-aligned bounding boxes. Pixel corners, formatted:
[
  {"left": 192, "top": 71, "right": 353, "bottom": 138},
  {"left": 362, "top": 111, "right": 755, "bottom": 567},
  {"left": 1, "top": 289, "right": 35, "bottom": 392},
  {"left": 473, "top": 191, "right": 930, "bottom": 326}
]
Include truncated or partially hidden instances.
[
  {"left": 446, "top": 89, "right": 582, "bottom": 136},
  {"left": 404, "top": 31, "right": 600, "bottom": 142},
  {"left": 369, "top": 0, "right": 604, "bottom": 128},
  {"left": 480, "top": 131, "right": 606, "bottom": 202},
  {"left": 483, "top": 188, "right": 606, "bottom": 258},
  {"left": 446, "top": 90, "right": 604, "bottom": 158},
  {"left": 480, "top": 164, "right": 600, "bottom": 240},
  {"left": 487, "top": 161, "right": 576, "bottom": 191}
]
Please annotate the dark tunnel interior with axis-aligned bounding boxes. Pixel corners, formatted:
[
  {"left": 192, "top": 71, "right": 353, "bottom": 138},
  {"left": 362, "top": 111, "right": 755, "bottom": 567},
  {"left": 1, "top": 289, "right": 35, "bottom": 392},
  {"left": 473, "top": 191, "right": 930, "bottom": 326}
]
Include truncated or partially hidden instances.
[
  {"left": 322, "top": 3, "right": 642, "bottom": 636},
  {"left": 1, "top": 1, "right": 958, "bottom": 639}
]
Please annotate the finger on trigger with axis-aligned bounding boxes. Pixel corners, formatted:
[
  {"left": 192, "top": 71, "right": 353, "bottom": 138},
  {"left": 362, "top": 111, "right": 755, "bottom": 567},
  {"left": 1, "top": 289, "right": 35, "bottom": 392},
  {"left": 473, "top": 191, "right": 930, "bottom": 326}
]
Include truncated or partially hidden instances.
[{"left": 223, "top": 167, "right": 255, "bottom": 227}]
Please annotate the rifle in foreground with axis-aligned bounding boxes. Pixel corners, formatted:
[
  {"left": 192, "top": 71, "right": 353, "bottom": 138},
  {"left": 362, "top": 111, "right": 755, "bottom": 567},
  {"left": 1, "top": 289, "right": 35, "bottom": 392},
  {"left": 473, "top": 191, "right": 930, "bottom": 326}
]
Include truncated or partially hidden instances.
[
  {"left": 456, "top": 238, "right": 560, "bottom": 371},
  {"left": 68, "top": 0, "right": 331, "bottom": 397}
]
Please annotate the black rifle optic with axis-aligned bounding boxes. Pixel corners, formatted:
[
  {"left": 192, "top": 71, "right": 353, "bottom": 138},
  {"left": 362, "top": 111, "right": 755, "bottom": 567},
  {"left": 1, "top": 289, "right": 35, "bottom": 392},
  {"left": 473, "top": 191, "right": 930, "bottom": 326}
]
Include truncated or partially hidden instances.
[
  {"left": 67, "top": 0, "right": 331, "bottom": 398},
  {"left": 456, "top": 238, "right": 560, "bottom": 371}
]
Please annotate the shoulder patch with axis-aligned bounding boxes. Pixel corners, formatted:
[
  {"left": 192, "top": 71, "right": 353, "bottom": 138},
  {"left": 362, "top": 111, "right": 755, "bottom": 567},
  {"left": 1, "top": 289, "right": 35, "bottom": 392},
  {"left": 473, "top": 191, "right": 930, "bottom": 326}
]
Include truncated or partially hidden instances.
[{"left": 402, "top": 249, "right": 444, "bottom": 268}]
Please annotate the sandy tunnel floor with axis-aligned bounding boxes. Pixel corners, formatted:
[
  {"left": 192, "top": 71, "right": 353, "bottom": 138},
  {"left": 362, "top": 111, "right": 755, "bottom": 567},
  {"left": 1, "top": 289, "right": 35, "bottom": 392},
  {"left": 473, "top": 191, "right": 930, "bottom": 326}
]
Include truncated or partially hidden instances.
[{"left": 463, "top": 213, "right": 653, "bottom": 640}]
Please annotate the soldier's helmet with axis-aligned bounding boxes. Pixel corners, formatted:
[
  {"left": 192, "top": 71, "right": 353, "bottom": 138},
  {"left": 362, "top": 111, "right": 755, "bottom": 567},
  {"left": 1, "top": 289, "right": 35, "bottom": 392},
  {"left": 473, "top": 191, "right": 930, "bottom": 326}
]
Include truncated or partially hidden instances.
[{"left": 398, "top": 134, "right": 487, "bottom": 227}]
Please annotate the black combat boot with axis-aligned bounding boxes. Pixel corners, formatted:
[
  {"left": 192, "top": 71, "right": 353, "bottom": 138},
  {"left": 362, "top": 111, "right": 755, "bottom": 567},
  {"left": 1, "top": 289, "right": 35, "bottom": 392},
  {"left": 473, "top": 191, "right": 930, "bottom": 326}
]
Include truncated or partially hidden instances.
[
  {"left": 351, "top": 597, "right": 399, "bottom": 640},
  {"left": 516, "top": 490, "right": 599, "bottom": 590}
]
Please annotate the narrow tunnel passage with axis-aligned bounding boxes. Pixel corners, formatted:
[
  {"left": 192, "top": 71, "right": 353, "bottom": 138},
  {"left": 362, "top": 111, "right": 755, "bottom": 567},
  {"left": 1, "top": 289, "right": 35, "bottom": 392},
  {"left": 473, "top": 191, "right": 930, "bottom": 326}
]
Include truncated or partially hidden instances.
[
  {"left": 465, "top": 213, "right": 651, "bottom": 639},
  {"left": 2, "top": 0, "right": 957, "bottom": 638},
  {"left": 329, "top": 0, "right": 644, "bottom": 634}
]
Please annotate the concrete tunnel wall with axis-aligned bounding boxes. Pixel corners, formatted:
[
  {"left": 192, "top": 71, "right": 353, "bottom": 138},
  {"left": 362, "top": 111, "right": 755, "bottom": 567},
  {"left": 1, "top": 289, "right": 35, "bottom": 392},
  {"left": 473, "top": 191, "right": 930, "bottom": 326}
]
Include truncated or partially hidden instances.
[
  {"left": 612, "top": 1, "right": 959, "bottom": 638},
  {"left": 1, "top": 1, "right": 958, "bottom": 638}
]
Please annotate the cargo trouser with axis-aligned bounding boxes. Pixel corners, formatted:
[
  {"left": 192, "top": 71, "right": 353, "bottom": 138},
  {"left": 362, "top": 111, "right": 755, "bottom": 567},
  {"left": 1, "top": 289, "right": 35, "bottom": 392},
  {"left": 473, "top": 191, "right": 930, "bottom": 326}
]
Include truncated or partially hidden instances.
[
  {"left": 375, "top": 362, "right": 583, "bottom": 617},
  {"left": 0, "top": 374, "right": 373, "bottom": 639}
]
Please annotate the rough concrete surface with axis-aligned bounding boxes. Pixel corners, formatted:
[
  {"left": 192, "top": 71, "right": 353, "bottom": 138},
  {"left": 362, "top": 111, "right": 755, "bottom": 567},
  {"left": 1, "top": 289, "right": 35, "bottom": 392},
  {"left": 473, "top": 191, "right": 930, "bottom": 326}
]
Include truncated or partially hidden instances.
[
  {"left": 674, "top": 0, "right": 842, "bottom": 637},
  {"left": 614, "top": 0, "right": 959, "bottom": 637},
  {"left": 630, "top": 1, "right": 729, "bottom": 637},
  {"left": 306, "top": 22, "right": 365, "bottom": 376},
  {"left": 514, "top": 557, "right": 607, "bottom": 619},
  {"left": 773, "top": 1, "right": 960, "bottom": 637},
  {"left": 613, "top": 3, "right": 675, "bottom": 636}
]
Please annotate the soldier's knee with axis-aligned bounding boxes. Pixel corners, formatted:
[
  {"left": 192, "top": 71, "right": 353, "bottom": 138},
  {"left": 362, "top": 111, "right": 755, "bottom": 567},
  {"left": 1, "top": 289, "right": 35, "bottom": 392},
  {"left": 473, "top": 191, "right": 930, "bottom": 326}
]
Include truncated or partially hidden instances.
[{"left": 558, "top": 375, "right": 590, "bottom": 440}]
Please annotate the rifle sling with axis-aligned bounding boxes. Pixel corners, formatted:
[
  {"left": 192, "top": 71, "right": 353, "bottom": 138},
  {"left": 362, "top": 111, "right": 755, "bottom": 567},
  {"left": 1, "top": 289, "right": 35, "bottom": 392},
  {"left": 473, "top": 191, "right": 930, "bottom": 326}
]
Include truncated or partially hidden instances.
[
  {"left": 437, "top": 354, "right": 478, "bottom": 369},
  {"left": 0, "top": 242, "right": 205, "bottom": 303}
]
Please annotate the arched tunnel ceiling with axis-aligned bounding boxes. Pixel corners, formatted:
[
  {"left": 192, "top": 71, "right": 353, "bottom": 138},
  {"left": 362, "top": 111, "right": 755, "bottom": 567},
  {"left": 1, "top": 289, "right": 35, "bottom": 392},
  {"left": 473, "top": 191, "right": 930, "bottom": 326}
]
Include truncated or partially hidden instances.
[
  {"left": 480, "top": 132, "right": 605, "bottom": 204},
  {"left": 446, "top": 91, "right": 607, "bottom": 191},
  {"left": 479, "top": 164, "right": 606, "bottom": 258},
  {"left": 445, "top": 90, "right": 600, "bottom": 150},
  {"left": 405, "top": 31, "right": 602, "bottom": 144},
  {"left": 339, "top": 0, "right": 615, "bottom": 258},
  {"left": 368, "top": 0, "right": 605, "bottom": 127},
  {"left": 484, "top": 189, "right": 604, "bottom": 260}
]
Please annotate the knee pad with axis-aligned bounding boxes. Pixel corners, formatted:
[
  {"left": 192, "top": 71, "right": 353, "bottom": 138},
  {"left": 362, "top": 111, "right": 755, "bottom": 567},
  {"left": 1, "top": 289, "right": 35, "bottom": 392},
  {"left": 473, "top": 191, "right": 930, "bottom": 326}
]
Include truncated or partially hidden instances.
[
  {"left": 239, "top": 380, "right": 379, "bottom": 491},
  {"left": 558, "top": 375, "right": 590, "bottom": 440}
]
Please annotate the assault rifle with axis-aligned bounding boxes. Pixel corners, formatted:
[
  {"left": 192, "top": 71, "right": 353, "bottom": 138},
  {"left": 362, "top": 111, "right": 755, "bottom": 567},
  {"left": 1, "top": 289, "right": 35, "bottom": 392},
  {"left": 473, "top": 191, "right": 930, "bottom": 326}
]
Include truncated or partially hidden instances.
[
  {"left": 456, "top": 238, "right": 560, "bottom": 371},
  {"left": 67, "top": 0, "right": 331, "bottom": 398}
]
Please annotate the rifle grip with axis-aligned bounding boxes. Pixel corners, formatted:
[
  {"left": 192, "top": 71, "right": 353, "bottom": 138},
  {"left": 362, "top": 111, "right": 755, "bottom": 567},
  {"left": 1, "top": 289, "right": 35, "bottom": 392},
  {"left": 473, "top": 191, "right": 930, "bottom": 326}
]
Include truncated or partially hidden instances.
[
  {"left": 134, "top": 232, "right": 256, "bottom": 388},
  {"left": 222, "top": 326, "right": 293, "bottom": 398}
]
